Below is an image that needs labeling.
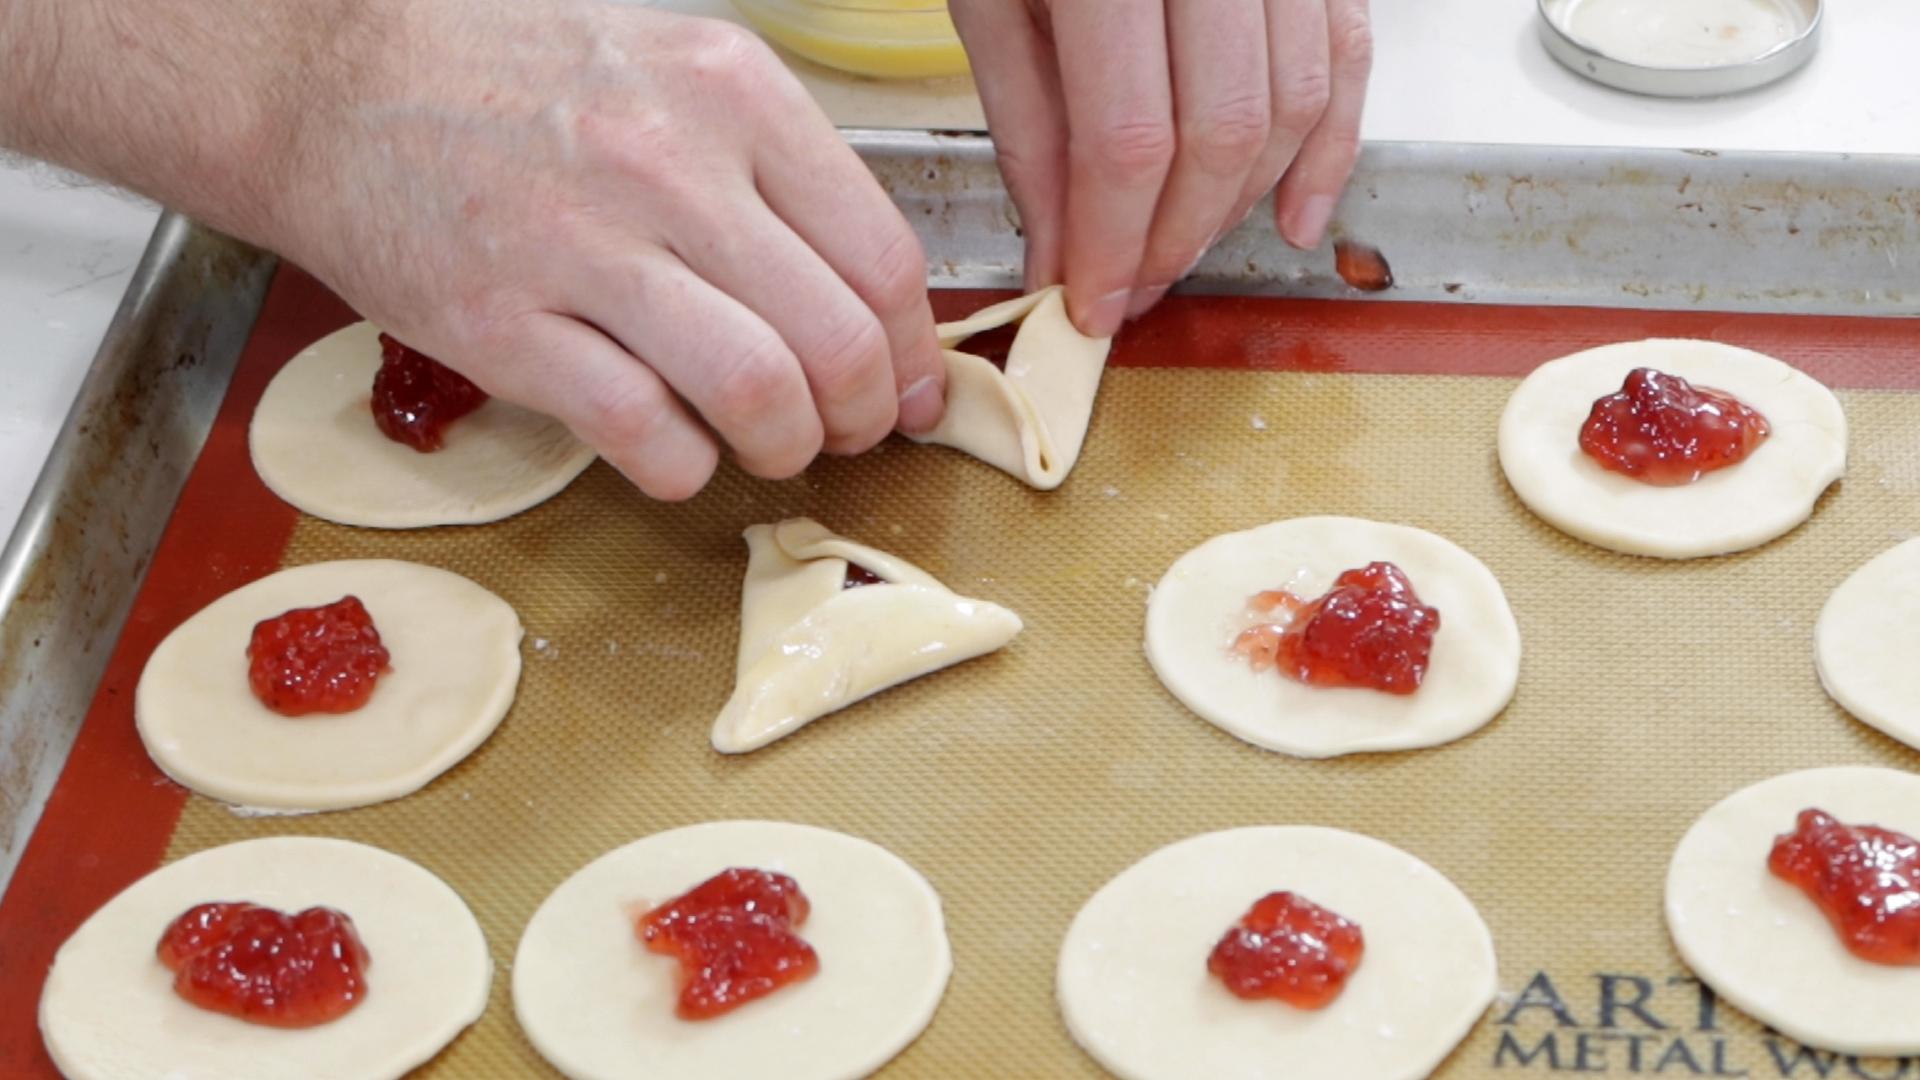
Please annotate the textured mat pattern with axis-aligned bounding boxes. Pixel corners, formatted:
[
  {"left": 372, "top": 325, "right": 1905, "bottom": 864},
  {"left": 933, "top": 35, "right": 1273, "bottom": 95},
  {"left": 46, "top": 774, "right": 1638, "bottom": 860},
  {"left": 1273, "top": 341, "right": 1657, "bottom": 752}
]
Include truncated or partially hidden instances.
[{"left": 165, "top": 353, "right": 1920, "bottom": 1076}]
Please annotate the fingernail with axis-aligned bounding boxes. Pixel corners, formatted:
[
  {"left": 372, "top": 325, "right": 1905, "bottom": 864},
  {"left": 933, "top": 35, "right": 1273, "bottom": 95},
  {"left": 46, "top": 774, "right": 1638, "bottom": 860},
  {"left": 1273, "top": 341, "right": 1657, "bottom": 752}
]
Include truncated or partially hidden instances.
[
  {"left": 1126, "top": 284, "right": 1170, "bottom": 319},
  {"left": 1080, "top": 288, "right": 1131, "bottom": 339},
  {"left": 1283, "top": 194, "right": 1337, "bottom": 250},
  {"left": 896, "top": 375, "right": 944, "bottom": 434}
]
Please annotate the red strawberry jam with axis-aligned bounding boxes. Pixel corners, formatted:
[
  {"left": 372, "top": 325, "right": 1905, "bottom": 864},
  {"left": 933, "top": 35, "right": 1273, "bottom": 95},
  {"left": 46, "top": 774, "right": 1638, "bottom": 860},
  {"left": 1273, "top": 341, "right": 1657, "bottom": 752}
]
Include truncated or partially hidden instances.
[
  {"left": 1769, "top": 808, "right": 1920, "bottom": 965},
  {"left": 157, "top": 902, "right": 370, "bottom": 1027},
  {"left": 637, "top": 868, "right": 819, "bottom": 1019},
  {"left": 1578, "top": 367, "right": 1770, "bottom": 485},
  {"left": 843, "top": 563, "right": 885, "bottom": 589},
  {"left": 371, "top": 333, "right": 488, "bottom": 452},
  {"left": 1209, "top": 891, "right": 1364, "bottom": 1009},
  {"left": 1234, "top": 562, "right": 1439, "bottom": 695},
  {"left": 246, "top": 596, "right": 391, "bottom": 717}
]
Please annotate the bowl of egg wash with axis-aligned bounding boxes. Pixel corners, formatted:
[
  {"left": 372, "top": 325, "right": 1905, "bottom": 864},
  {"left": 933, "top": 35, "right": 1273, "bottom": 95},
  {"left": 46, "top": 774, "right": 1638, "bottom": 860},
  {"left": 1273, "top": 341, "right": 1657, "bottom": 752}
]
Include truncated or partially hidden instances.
[
  {"left": 732, "top": 0, "right": 971, "bottom": 79},
  {"left": 1537, "top": 0, "right": 1821, "bottom": 97}
]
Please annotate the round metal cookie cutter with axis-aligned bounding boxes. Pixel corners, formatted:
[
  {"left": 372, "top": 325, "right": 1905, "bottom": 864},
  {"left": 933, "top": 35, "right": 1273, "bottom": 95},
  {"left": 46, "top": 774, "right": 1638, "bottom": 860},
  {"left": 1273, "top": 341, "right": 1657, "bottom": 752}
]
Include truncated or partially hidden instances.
[{"left": 1538, "top": 0, "right": 1822, "bottom": 97}]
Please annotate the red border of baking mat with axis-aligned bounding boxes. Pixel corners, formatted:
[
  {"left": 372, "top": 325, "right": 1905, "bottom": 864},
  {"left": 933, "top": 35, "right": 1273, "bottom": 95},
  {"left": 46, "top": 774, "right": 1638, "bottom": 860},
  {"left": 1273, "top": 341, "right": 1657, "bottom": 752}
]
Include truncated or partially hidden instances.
[{"left": 3, "top": 268, "right": 1917, "bottom": 1073}]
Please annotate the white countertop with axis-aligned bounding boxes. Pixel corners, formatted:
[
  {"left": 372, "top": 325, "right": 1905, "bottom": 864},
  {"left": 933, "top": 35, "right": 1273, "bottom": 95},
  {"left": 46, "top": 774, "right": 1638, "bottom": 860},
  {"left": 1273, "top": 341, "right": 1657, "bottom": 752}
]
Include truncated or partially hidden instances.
[{"left": 4, "top": 0, "right": 1916, "bottom": 548}]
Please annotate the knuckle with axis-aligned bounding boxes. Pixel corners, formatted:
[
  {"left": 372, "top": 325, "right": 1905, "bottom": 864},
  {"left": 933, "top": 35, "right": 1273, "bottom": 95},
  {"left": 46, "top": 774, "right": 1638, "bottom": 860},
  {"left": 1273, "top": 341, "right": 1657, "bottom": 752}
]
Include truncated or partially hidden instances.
[
  {"left": 1331, "top": 8, "right": 1376, "bottom": 69},
  {"left": 1079, "top": 116, "right": 1177, "bottom": 182},
  {"left": 861, "top": 227, "right": 928, "bottom": 314},
  {"left": 573, "top": 106, "right": 675, "bottom": 184},
  {"left": 1317, "top": 128, "right": 1366, "bottom": 173},
  {"left": 804, "top": 314, "right": 889, "bottom": 404},
  {"left": 710, "top": 339, "right": 796, "bottom": 431},
  {"left": 1273, "top": 68, "right": 1333, "bottom": 135},
  {"left": 992, "top": 140, "right": 1059, "bottom": 194},
  {"left": 678, "top": 20, "right": 786, "bottom": 99},
  {"left": 581, "top": 377, "right": 674, "bottom": 452},
  {"left": 1185, "top": 94, "right": 1271, "bottom": 174}
]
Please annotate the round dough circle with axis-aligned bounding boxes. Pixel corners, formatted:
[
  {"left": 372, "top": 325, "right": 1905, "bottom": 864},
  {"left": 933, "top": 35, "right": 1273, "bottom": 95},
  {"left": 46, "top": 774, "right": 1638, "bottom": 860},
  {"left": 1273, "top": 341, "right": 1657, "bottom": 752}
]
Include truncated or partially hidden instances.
[
  {"left": 249, "top": 321, "right": 596, "bottom": 528},
  {"left": 1666, "top": 766, "right": 1920, "bottom": 1056},
  {"left": 1814, "top": 539, "right": 1920, "bottom": 752},
  {"left": 1498, "top": 338, "right": 1846, "bottom": 559},
  {"left": 1145, "top": 516, "right": 1521, "bottom": 758},
  {"left": 39, "top": 837, "right": 491, "bottom": 1080},
  {"left": 136, "top": 559, "right": 523, "bottom": 811},
  {"left": 513, "top": 820, "right": 952, "bottom": 1080},
  {"left": 1057, "top": 826, "right": 1498, "bottom": 1080}
]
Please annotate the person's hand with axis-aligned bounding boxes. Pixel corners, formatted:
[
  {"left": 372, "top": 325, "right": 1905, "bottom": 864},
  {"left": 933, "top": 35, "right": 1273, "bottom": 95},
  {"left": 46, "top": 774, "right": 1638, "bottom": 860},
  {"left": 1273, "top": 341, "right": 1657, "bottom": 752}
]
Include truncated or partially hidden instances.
[
  {"left": 949, "top": 0, "right": 1374, "bottom": 336},
  {"left": 270, "top": 2, "right": 946, "bottom": 499}
]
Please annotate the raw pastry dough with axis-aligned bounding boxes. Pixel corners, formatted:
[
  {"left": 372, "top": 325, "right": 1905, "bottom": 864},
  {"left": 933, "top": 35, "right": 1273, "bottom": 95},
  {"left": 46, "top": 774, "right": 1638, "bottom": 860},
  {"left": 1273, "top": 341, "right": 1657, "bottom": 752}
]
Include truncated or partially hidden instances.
[
  {"left": 39, "top": 837, "right": 490, "bottom": 1080},
  {"left": 1058, "top": 826, "right": 1497, "bottom": 1080},
  {"left": 1665, "top": 766, "right": 1920, "bottom": 1056},
  {"left": 137, "top": 559, "right": 523, "bottom": 811},
  {"left": 1144, "top": 516, "right": 1521, "bottom": 758},
  {"left": 513, "top": 820, "right": 951, "bottom": 1080},
  {"left": 1814, "top": 539, "right": 1920, "bottom": 752},
  {"left": 713, "top": 517, "right": 1022, "bottom": 753},
  {"left": 1498, "top": 339, "right": 1846, "bottom": 559},
  {"left": 249, "top": 321, "right": 596, "bottom": 528},
  {"left": 909, "top": 286, "right": 1112, "bottom": 489}
]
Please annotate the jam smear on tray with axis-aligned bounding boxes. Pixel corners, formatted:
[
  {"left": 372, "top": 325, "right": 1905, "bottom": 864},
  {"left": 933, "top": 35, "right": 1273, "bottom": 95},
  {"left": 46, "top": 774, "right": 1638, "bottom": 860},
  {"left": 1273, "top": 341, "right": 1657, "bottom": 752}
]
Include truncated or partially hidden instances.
[
  {"left": 157, "top": 902, "right": 370, "bottom": 1027},
  {"left": 1209, "top": 891, "right": 1364, "bottom": 1009},
  {"left": 638, "top": 868, "right": 820, "bottom": 1019},
  {"left": 247, "top": 596, "right": 392, "bottom": 716},
  {"left": 1769, "top": 808, "right": 1920, "bottom": 965},
  {"left": 371, "top": 333, "right": 488, "bottom": 452},
  {"left": 1333, "top": 240, "right": 1393, "bottom": 292},
  {"left": 1234, "top": 561, "right": 1440, "bottom": 695},
  {"left": 843, "top": 563, "right": 886, "bottom": 589},
  {"left": 1578, "top": 367, "right": 1770, "bottom": 486}
]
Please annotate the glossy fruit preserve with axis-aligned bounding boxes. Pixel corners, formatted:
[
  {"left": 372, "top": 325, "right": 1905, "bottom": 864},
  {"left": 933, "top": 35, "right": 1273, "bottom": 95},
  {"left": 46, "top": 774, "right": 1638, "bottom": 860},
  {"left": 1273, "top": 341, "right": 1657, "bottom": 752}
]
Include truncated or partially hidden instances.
[
  {"left": 1770, "top": 808, "right": 1920, "bottom": 965},
  {"left": 371, "top": 333, "right": 488, "bottom": 452},
  {"left": 246, "top": 596, "right": 391, "bottom": 717},
  {"left": 1208, "top": 891, "right": 1364, "bottom": 1008},
  {"left": 156, "top": 902, "right": 370, "bottom": 1027},
  {"left": 1579, "top": 367, "right": 1770, "bottom": 485},
  {"left": 637, "top": 868, "right": 820, "bottom": 1019},
  {"left": 1234, "top": 561, "right": 1440, "bottom": 695}
]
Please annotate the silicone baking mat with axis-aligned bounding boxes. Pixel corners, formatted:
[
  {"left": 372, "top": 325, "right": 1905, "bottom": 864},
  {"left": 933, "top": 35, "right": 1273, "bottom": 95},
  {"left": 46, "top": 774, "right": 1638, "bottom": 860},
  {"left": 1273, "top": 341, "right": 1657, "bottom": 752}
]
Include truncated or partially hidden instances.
[{"left": 6, "top": 267, "right": 1920, "bottom": 1078}]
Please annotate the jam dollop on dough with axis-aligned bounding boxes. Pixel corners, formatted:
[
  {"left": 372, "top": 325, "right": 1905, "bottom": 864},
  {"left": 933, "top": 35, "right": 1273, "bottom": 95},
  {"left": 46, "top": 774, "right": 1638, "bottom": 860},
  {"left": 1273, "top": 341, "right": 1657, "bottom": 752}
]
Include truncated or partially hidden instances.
[
  {"left": 371, "top": 333, "right": 489, "bottom": 452},
  {"left": 1579, "top": 367, "right": 1771, "bottom": 486},
  {"left": 1208, "top": 891, "right": 1364, "bottom": 1009},
  {"left": 1234, "top": 561, "right": 1439, "bottom": 695},
  {"left": 637, "top": 868, "right": 821, "bottom": 1019},
  {"left": 246, "top": 596, "right": 392, "bottom": 716},
  {"left": 1770, "top": 808, "right": 1920, "bottom": 966},
  {"left": 157, "top": 902, "right": 371, "bottom": 1027}
]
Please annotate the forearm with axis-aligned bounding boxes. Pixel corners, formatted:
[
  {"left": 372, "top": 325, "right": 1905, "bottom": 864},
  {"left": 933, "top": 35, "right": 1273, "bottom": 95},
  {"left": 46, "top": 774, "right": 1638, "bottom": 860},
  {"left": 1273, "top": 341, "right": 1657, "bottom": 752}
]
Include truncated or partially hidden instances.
[{"left": 0, "top": 0, "right": 363, "bottom": 243}]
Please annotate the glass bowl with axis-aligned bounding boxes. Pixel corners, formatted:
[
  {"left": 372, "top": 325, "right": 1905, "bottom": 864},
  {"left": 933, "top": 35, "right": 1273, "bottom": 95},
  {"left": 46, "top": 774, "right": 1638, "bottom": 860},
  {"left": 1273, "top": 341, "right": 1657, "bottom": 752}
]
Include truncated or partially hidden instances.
[{"left": 732, "top": 0, "right": 970, "bottom": 79}]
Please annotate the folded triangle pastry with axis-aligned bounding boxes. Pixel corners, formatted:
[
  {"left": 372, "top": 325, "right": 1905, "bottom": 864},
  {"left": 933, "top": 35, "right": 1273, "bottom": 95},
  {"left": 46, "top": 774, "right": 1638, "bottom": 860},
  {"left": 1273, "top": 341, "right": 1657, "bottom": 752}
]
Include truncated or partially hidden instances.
[
  {"left": 712, "top": 518, "right": 1024, "bottom": 754},
  {"left": 909, "top": 286, "right": 1113, "bottom": 490}
]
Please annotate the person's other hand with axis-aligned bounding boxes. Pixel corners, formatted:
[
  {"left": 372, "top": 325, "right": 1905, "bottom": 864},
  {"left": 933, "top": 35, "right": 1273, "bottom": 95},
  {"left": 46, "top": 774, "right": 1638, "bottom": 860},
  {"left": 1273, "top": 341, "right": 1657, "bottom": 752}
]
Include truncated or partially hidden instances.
[
  {"left": 274, "top": 2, "right": 946, "bottom": 500},
  {"left": 949, "top": 0, "right": 1373, "bottom": 336}
]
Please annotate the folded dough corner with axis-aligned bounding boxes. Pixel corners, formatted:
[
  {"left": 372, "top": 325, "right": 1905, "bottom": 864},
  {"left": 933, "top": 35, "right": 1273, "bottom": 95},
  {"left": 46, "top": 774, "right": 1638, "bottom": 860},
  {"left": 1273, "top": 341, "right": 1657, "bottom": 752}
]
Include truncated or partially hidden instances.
[
  {"left": 909, "top": 286, "right": 1113, "bottom": 490},
  {"left": 711, "top": 518, "right": 1024, "bottom": 754}
]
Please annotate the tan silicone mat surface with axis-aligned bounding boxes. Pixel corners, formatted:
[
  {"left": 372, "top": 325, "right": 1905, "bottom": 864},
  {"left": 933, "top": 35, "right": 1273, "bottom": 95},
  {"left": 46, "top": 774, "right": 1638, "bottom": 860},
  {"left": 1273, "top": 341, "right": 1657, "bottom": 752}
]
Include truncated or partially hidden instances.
[{"left": 166, "top": 363, "right": 1920, "bottom": 1077}]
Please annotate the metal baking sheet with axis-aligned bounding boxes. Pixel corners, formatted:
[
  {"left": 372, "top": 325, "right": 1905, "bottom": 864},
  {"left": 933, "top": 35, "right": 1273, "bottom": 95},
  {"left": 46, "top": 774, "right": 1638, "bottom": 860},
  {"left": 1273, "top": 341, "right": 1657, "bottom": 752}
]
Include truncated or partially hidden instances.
[
  {"left": 8, "top": 131, "right": 1920, "bottom": 895},
  {"left": 3, "top": 135, "right": 1920, "bottom": 1077},
  {"left": 0, "top": 217, "right": 274, "bottom": 887}
]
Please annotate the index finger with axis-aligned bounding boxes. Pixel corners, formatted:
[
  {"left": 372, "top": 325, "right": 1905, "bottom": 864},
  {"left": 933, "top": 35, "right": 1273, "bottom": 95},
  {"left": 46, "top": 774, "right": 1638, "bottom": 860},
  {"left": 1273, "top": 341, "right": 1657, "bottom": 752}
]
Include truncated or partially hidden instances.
[{"left": 1050, "top": 0, "right": 1175, "bottom": 338}]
